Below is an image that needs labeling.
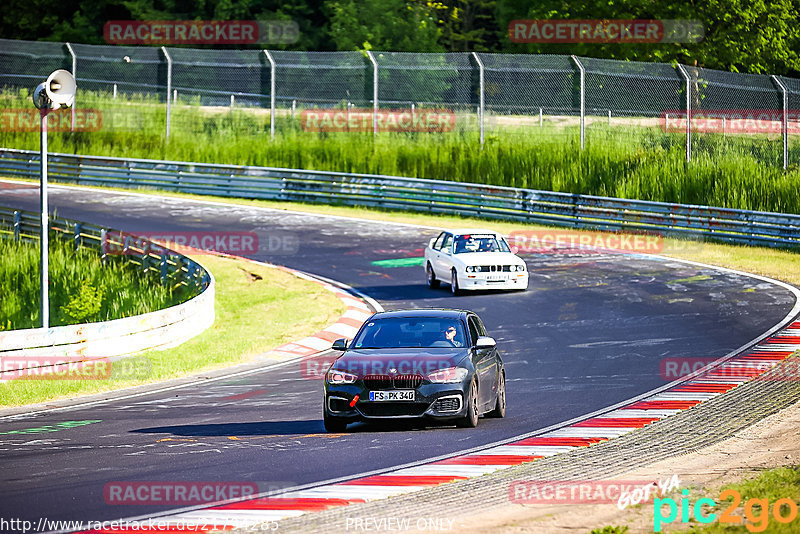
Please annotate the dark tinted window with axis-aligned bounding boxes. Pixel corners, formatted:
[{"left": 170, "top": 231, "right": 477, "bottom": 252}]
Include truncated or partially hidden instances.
[
  {"left": 467, "top": 317, "right": 480, "bottom": 346},
  {"left": 351, "top": 317, "right": 467, "bottom": 349}
]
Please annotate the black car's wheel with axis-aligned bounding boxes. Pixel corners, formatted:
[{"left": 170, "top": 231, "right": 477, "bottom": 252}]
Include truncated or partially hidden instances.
[
  {"left": 456, "top": 379, "right": 479, "bottom": 428},
  {"left": 487, "top": 371, "right": 506, "bottom": 418},
  {"left": 450, "top": 269, "right": 462, "bottom": 296},
  {"left": 323, "top": 411, "right": 348, "bottom": 432},
  {"left": 427, "top": 263, "right": 440, "bottom": 289}
]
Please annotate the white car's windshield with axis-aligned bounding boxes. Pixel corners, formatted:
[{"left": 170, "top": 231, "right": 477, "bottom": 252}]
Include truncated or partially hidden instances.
[{"left": 453, "top": 234, "right": 510, "bottom": 254}]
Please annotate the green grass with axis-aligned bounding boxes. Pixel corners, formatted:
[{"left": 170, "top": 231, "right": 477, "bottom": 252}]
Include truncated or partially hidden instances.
[
  {"left": 0, "top": 254, "right": 345, "bottom": 406},
  {"left": 2, "top": 88, "right": 799, "bottom": 214},
  {"left": 673, "top": 466, "right": 800, "bottom": 533},
  {"left": 0, "top": 234, "right": 187, "bottom": 330}
]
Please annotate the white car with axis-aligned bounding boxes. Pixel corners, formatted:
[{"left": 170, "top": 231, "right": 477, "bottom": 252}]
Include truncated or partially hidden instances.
[{"left": 424, "top": 229, "right": 529, "bottom": 295}]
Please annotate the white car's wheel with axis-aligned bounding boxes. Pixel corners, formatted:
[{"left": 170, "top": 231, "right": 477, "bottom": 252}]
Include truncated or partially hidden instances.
[
  {"left": 450, "top": 269, "right": 461, "bottom": 296},
  {"left": 427, "top": 263, "right": 440, "bottom": 289}
]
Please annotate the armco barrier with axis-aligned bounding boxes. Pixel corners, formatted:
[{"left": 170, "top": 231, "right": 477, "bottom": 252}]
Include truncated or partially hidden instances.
[
  {"left": 1, "top": 148, "right": 800, "bottom": 248},
  {"left": 0, "top": 206, "right": 214, "bottom": 367}
]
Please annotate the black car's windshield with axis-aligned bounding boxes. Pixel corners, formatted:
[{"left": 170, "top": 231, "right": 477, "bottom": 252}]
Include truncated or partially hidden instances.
[
  {"left": 453, "top": 234, "right": 510, "bottom": 254},
  {"left": 352, "top": 317, "right": 467, "bottom": 349}
]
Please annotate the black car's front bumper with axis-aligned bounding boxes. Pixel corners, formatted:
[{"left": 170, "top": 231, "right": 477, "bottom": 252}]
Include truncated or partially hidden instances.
[{"left": 324, "top": 382, "right": 469, "bottom": 422}]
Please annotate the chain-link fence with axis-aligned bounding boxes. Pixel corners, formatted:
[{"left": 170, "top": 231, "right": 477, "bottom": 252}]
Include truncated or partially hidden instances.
[{"left": 0, "top": 38, "right": 796, "bottom": 169}]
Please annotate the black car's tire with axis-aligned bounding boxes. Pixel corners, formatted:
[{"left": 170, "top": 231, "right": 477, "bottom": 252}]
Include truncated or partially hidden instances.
[
  {"left": 427, "top": 263, "right": 440, "bottom": 289},
  {"left": 456, "top": 379, "right": 479, "bottom": 428},
  {"left": 487, "top": 371, "right": 506, "bottom": 418},
  {"left": 323, "top": 412, "right": 348, "bottom": 432},
  {"left": 450, "top": 269, "right": 462, "bottom": 296}
]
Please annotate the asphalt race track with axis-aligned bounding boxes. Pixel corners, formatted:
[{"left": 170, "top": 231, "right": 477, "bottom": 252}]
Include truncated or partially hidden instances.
[{"left": 0, "top": 181, "right": 796, "bottom": 526}]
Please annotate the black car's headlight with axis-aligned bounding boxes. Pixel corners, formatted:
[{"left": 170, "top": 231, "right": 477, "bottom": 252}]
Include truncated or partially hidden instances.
[
  {"left": 327, "top": 369, "right": 357, "bottom": 384},
  {"left": 427, "top": 367, "right": 469, "bottom": 384}
]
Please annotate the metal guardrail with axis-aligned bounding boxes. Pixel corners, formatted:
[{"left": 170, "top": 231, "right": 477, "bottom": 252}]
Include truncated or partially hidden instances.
[
  {"left": 0, "top": 204, "right": 210, "bottom": 292},
  {"left": 1, "top": 148, "right": 799, "bottom": 248}
]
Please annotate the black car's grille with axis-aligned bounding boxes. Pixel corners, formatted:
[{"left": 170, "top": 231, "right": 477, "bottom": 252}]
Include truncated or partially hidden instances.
[
  {"left": 358, "top": 403, "right": 429, "bottom": 417},
  {"left": 431, "top": 396, "right": 461, "bottom": 413},
  {"left": 363, "top": 374, "right": 424, "bottom": 390}
]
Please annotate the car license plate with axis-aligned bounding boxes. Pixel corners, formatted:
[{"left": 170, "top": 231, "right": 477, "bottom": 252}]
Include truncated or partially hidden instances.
[
  {"left": 487, "top": 274, "right": 507, "bottom": 281},
  {"left": 368, "top": 390, "right": 415, "bottom": 402}
]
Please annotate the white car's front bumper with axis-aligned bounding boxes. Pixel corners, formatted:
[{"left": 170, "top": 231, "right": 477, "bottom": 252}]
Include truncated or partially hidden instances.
[{"left": 458, "top": 272, "right": 529, "bottom": 291}]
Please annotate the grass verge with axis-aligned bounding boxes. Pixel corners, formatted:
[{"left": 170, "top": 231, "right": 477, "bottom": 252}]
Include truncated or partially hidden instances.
[
  {"left": 673, "top": 466, "right": 800, "bottom": 533},
  {"left": 0, "top": 254, "right": 345, "bottom": 407},
  {"left": 1, "top": 88, "right": 798, "bottom": 213},
  {"left": 0, "top": 234, "right": 187, "bottom": 330}
]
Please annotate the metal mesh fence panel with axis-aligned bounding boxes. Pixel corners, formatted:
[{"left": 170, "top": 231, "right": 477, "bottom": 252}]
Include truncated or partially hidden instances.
[
  {"left": 168, "top": 48, "right": 269, "bottom": 108},
  {"left": 580, "top": 57, "right": 683, "bottom": 118},
  {"left": 478, "top": 53, "right": 576, "bottom": 115},
  {"left": 689, "top": 66, "right": 784, "bottom": 165},
  {"left": 70, "top": 43, "right": 164, "bottom": 98},
  {"left": 0, "top": 39, "right": 71, "bottom": 91},
  {"left": 271, "top": 51, "right": 369, "bottom": 108},
  {"left": 374, "top": 52, "right": 474, "bottom": 108}
]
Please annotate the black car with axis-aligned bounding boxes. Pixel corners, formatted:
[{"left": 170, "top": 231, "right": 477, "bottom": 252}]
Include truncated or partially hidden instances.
[{"left": 323, "top": 309, "right": 506, "bottom": 432}]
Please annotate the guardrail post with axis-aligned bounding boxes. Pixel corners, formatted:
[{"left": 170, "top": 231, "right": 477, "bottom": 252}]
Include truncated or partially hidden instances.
[
  {"left": 65, "top": 43, "right": 77, "bottom": 132},
  {"left": 471, "top": 52, "right": 485, "bottom": 148},
  {"left": 13, "top": 210, "right": 20, "bottom": 242},
  {"left": 100, "top": 228, "right": 107, "bottom": 263},
  {"left": 160, "top": 252, "right": 167, "bottom": 285},
  {"left": 73, "top": 222, "right": 82, "bottom": 250},
  {"left": 772, "top": 75, "right": 789, "bottom": 170},
  {"left": 263, "top": 50, "right": 276, "bottom": 141},
  {"left": 676, "top": 64, "right": 692, "bottom": 163},
  {"left": 570, "top": 55, "right": 585, "bottom": 150},
  {"left": 366, "top": 51, "right": 379, "bottom": 136},
  {"left": 161, "top": 46, "right": 172, "bottom": 139}
]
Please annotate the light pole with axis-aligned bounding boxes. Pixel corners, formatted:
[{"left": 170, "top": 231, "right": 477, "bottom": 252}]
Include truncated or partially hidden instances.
[{"left": 31, "top": 69, "right": 76, "bottom": 329}]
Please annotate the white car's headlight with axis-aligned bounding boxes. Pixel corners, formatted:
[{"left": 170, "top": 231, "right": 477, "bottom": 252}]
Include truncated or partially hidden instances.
[
  {"left": 326, "top": 369, "right": 357, "bottom": 384},
  {"left": 427, "top": 367, "right": 469, "bottom": 384},
  {"left": 513, "top": 264, "right": 526, "bottom": 272}
]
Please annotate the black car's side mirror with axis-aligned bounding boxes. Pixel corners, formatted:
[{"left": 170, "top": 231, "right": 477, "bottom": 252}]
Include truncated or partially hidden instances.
[
  {"left": 475, "top": 336, "right": 496, "bottom": 349},
  {"left": 332, "top": 338, "right": 348, "bottom": 351}
]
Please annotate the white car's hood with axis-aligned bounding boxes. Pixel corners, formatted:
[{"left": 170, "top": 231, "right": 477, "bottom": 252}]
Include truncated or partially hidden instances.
[{"left": 453, "top": 251, "right": 524, "bottom": 266}]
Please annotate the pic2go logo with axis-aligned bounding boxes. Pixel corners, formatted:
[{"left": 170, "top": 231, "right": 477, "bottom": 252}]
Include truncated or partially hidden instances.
[{"left": 654, "top": 489, "right": 799, "bottom": 532}]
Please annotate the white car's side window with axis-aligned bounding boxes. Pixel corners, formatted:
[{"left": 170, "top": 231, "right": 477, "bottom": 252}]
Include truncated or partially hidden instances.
[
  {"left": 432, "top": 232, "right": 445, "bottom": 251},
  {"left": 441, "top": 234, "right": 453, "bottom": 254}
]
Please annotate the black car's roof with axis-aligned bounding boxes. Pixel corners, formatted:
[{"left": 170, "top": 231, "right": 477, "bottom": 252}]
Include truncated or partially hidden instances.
[{"left": 368, "top": 309, "right": 471, "bottom": 320}]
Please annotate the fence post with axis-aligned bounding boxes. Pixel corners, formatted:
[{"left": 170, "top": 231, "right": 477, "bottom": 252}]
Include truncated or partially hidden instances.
[
  {"left": 65, "top": 42, "right": 77, "bottom": 132},
  {"left": 13, "top": 211, "right": 21, "bottom": 242},
  {"left": 570, "top": 55, "right": 585, "bottom": 150},
  {"left": 263, "top": 50, "right": 276, "bottom": 141},
  {"left": 366, "top": 51, "right": 379, "bottom": 136},
  {"left": 100, "top": 228, "right": 107, "bottom": 263},
  {"left": 676, "top": 64, "right": 691, "bottom": 163},
  {"left": 161, "top": 46, "right": 172, "bottom": 139},
  {"left": 471, "top": 52, "right": 485, "bottom": 148},
  {"left": 772, "top": 75, "right": 789, "bottom": 170}
]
